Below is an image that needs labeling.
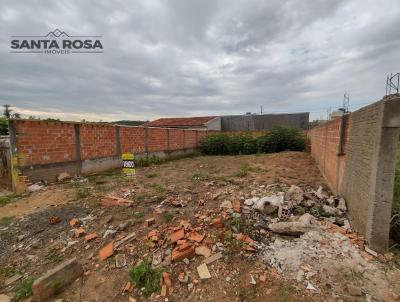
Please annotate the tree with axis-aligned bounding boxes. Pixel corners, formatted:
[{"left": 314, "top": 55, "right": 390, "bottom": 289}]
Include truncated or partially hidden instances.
[{"left": 0, "top": 117, "right": 8, "bottom": 135}]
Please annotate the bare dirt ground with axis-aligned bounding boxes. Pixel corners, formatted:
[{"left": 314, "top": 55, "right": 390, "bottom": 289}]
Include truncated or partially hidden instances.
[{"left": 0, "top": 152, "right": 399, "bottom": 302}]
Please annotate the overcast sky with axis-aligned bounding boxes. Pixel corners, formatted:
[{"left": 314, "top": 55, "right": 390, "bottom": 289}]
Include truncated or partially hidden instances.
[{"left": 0, "top": 0, "right": 399, "bottom": 122}]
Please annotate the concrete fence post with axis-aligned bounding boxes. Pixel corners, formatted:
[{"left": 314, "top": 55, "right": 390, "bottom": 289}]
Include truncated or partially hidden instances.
[
  {"left": 115, "top": 126, "right": 121, "bottom": 157},
  {"left": 167, "top": 129, "right": 170, "bottom": 152},
  {"left": 144, "top": 127, "right": 149, "bottom": 154},
  {"left": 366, "top": 97, "right": 400, "bottom": 250}
]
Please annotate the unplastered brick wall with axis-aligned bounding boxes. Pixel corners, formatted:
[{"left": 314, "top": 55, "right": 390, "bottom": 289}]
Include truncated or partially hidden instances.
[
  {"left": 14, "top": 120, "right": 76, "bottom": 166},
  {"left": 308, "top": 96, "right": 400, "bottom": 250},
  {"left": 10, "top": 120, "right": 213, "bottom": 185}
]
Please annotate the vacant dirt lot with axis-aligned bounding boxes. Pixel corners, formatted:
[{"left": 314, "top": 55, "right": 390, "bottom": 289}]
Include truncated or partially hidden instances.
[{"left": 0, "top": 152, "right": 399, "bottom": 302}]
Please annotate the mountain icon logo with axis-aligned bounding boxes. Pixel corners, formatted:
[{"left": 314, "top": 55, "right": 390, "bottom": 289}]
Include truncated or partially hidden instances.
[{"left": 45, "top": 29, "right": 69, "bottom": 38}]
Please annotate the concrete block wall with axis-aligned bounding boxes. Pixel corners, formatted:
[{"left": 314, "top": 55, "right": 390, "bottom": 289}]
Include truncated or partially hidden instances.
[
  {"left": 10, "top": 120, "right": 212, "bottom": 185},
  {"left": 308, "top": 96, "right": 400, "bottom": 250}
]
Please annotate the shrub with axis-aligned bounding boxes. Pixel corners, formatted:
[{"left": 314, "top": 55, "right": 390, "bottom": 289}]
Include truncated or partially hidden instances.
[
  {"left": 200, "top": 127, "right": 305, "bottom": 155},
  {"left": 257, "top": 126, "right": 305, "bottom": 153},
  {"left": 201, "top": 134, "right": 257, "bottom": 155}
]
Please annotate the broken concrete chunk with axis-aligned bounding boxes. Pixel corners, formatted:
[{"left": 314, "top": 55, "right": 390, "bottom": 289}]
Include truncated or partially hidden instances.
[
  {"left": 268, "top": 213, "right": 318, "bottom": 236},
  {"left": 197, "top": 263, "right": 211, "bottom": 279},
  {"left": 337, "top": 198, "right": 347, "bottom": 211},
  {"left": 252, "top": 194, "right": 283, "bottom": 214},
  {"left": 244, "top": 197, "right": 259, "bottom": 206},
  {"left": 32, "top": 258, "right": 83, "bottom": 302},
  {"left": 203, "top": 252, "right": 223, "bottom": 265},
  {"left": 57, "top": 172, "right": 71, "bottom": 182},
  {"left": 322, "top": 205, "right": 342, "bottom": 217},
  {"left": 285, "top": 185, "right": 304, "bottom": 204},
  {"left": 115, "top": 254, "right": 127, "bottom": 268}
]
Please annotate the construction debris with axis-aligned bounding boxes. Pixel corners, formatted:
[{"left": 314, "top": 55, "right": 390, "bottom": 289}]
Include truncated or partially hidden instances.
[{"left": 197, "top": 263, "right": 211, "bottom": 279}]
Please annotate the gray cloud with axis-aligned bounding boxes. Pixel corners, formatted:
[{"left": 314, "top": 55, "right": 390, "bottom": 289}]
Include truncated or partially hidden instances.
[{"left": 0, "top": 0, "right": 399, "bottom": 121}]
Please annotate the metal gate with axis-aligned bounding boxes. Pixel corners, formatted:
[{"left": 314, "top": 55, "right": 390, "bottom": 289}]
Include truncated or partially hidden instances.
[{"left": 0, "top": 137, "right": 12, "bottom": 191}]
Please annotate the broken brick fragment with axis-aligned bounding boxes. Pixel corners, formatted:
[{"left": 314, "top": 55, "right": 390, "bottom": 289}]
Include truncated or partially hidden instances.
[
  {"left": 232, "top": 200, "right": 241, "bottom": 212},
  {"left": 213, "top": 218, "right": 223, "bottom": 228},
  {"left": 236, "top": 233, "right": 254, "bottom": 244},
  {"left": 171, "top": 244, "right": 195, "bottom": 262},
  {"left": 162, "top": 272, "right": 172, "bottom": 289},
  {"left": 49, "top": 216, "right": 61, "bottom": 225},
  {"left": 69, "top": 218, "right": 78, "bottom": 227},
  {"left": 74, "top": 228, "right": 86, "bottom": 238},
  {"left": 101, "top": 194, "right": 134, "bottom": 207},
  {"left": 99, "top": 241, "right": 114, "bottom": 261},
  {"left": 85, "top": 233, "right": 98, "bottom": 242},
  {"left": 145, "top": 218, "right": 155, "bottom": 226},
  {"left": 148, "top": 229, "right": 158, "bottom": 242},
  {"left": 169, "top": 228, "right": 184, "bottom": 243},
  {"left": 188, "top": 231, "right": 204, "bottom": 243}
]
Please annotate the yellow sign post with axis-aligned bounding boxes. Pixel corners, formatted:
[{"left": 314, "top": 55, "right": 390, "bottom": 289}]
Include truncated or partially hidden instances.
[{"left": 122, "top": 153, "right": 135, "bottom": 176}]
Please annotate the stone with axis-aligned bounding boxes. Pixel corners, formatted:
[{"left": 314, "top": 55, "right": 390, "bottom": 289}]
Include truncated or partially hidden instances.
[
  {"left": 179, "top": 272, "right": 189, "bottom": 283},
  {"left": 32, "top": 258, "right": 83, "bottom": 302},
  {"left": 195, "top": 246, "right": 211, "bottom": 258},
  {"left": 244, "top": 197, "right": 258, "bottom": 206},
  {"left": 203, "top": 252, "right": 223, "bottom": 265},
  {"left": 152, "top": 251, "right": 162, "bottom": 267},
  {"left": 337, "top": 198, "right": 347, "bottom": 211},
  {"left": 28, "top": 183, "right": 43, "bottom": 192},
  {"left": 322, "top": 205, "right": 341, "bottom": 217},
  {"left": 57, "top": 172, "right": 71, "bottom": 182},
  {"left": 268, "top": 213, "right": 318, "bottom": 236},
  {"left": 99, "top": 242, "right": 114, "bottom": 261},
  {"left": 197, "top": 263, "right": 211, "bottom": 279},
  {"left": 102, "top": 229, "right": 116, "bottom": 239},
  {"left": 250, "top": 275, "right": 256, "bottom": 285},
  {"left": 347, "top": 285, "right": 362, "bottom": 296},
  {"left": 253, "top": 194, "right": 283, "bottom": 214}
]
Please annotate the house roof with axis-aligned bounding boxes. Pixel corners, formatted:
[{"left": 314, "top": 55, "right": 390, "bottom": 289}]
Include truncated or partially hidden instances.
[{"left": 145, "top": 116, "right": 217, "bottom": 127}]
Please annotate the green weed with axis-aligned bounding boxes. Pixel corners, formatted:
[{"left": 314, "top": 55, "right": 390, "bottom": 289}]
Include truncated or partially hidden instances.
[
  {"left": 163, "top": 212, "right": 173, "bottom": 222},
  {"left": 128, "top": 261, "right": 164, "bottom": 298},
  {"left": 11, "top": 277, "right": 34, "bottom": 302}
]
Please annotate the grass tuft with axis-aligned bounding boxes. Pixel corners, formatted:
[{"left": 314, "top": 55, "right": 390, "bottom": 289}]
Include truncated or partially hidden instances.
[
  {"left": 11, "top": 277, "right": 34, "bottom": 302},
  {"left": 128, "top": 261, "right": 164, "bottom": 298}
]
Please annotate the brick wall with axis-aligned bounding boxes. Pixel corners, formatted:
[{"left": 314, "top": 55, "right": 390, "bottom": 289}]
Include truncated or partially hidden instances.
[
  {"left": 15, "top": 120, "right": 76, "bottom": 166},
  {"left": 80, "top": 124, "right": 116, "bottom": 160},
  {"left": 308, "top": 96, "right": 400, "bottom": 250},
  {"left": 11, "top": 120, "right": 209, "bottom": 174}
]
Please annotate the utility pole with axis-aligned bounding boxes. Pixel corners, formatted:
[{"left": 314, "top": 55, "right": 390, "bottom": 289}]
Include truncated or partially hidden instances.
[
  {"left": 343, "top": 93, "right": 350, "bottom": 112},
  {"left": 3, "top": 104, "right": 12, "bottom": 119},
  {"left": 260, "top": 105, "right": 263, "bottom": 114}
]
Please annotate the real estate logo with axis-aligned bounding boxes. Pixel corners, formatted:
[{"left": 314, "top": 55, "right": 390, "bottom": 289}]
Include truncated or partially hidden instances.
[{"left": 10, "top": 29, "right": 103, "bottom": 55}]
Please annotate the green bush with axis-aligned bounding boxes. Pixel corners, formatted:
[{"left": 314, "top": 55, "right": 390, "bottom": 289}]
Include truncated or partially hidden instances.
[
  {"left": 200, "top": 134, "right": 257, "bottom": 155},
  {"left": 0, "top": 117, "right": 8, "bottom": 135},
  {"left": 257, "top": 127, "right": 305, "bottom": 153},
  {"left": 128, "top": 261, "right": 164, "bottom": 298},
  {"left": 200, "top": 127, "right": 305, "bottom": 155}
]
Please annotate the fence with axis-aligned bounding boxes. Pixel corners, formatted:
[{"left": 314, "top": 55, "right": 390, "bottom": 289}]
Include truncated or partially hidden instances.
[
  {"left": 308, "top": 95, "right": 400, "bottom": 250},
  {"left": 7, "top": 120, "right": 213, "bottom": 187}
]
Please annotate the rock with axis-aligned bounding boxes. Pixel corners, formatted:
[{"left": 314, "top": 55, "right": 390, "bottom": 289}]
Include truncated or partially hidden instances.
[
  {"left": 285, "top": 185, "right": 303, "bottom": 204},
  {"left": 268, "top": 213, "right": 318, "bottom": 236},
  {"left": 337, "top": 198, "right": 347, "bottom": 211},
  {"left": 249, "top": 275, "right": 256, "bottom": 285},
  {"left": 152, "top": 251, "right": 162, "bottom": 267},
  {"left": 347, "top": 285, "right": 362, "bottom": 296},
  {"left": 253, "top": 194, "right": 283, "bottom": 214},
  {"left": 197, "top": 263, "right": 211, "bottom": 279},
  {"left": 306, "top": 282, "right": 317, "bottom": 291},
  {"left": 32, "top": 258, "right": 83, "bottom": 302},
  {"left": 57, "top": 172, "right": 71, "bottom": 182},
  {"left": 244, "top": 197, "right": 259, "bottom": 206},
  {"left": 28, "top": 183, "right": 43, "bottom": 192},
  {"left": 314, "top": 186, "right": 327, "bottom": 199},
  {"left": 322, "top": 205, "right": 341, "bottom": 217},
  {"left": 179, "top": 272, "right": 189, "bottom": 283},
  {"left": 103, "top": 229, "right": 116, "bottom": 239}
]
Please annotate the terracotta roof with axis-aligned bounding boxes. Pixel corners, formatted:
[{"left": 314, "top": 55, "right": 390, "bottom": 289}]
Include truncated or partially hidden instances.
[{"left": 145, "top": 116, "right": 217, "bottom": 127}]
